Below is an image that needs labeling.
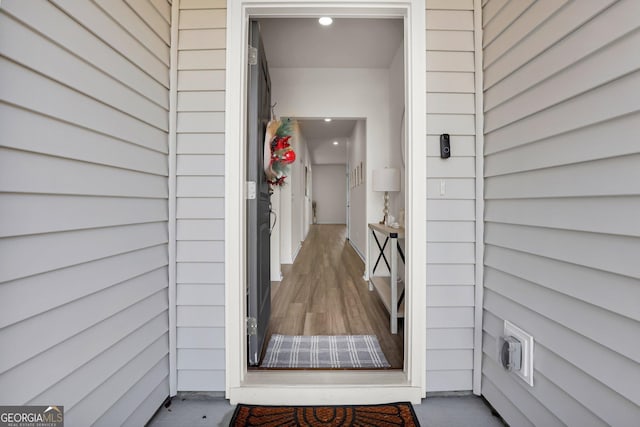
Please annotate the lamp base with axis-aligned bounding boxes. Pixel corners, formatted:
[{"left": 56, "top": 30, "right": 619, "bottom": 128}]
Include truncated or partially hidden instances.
[{"left": 380, "top": 191, "right": 390, "bottom": 226}]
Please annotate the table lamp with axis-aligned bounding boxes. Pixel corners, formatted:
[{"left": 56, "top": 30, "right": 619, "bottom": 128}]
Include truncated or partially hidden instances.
[{"left": 372, "top": 167, "right": 400, "bottom": 225}]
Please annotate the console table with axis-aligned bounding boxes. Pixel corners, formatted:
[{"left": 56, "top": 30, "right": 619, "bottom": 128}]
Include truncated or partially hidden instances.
[{"left": 367, "top": 223, "right": 405, "bottom": 334}]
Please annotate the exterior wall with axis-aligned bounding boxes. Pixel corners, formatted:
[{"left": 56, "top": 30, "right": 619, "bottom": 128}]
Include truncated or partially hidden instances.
[
  {"left": 482, "top": 0, "right": 640, "bottom": 425},
  {"left": 0, "top": 0, "right": 171, "bottom": 425},
  {"left": 425, "top": 0, "right": 479, "bottom": 392},
  {"left": 175, "top": 0, "right": 481, "bottom": 393},
  {"left": 174, "top": 0, "right": 227, "bottom": 391}
]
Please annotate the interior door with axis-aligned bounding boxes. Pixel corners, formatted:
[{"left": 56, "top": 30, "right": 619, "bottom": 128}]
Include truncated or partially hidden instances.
[{"left": 246, "top": 20, "right": 272, "bottom": 366}]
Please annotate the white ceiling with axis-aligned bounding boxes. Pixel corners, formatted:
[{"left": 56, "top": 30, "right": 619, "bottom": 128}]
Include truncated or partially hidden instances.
[
  {"left": 298, "top": 119, "right": 356, "bottom": 140},
  {"left": 259, "top": 18, "right": 403, "bottom": 68},
  {"left": 261, "top": 19, "right": 400, "bottom": 163},
  {"left": 298, "top": 119, "right": 357, "bottom": 164}
]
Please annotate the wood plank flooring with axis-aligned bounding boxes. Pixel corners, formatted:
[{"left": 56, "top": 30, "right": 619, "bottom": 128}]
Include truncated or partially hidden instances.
[{"left": 264, "top": 224, "right": 404, "bottom": 368}]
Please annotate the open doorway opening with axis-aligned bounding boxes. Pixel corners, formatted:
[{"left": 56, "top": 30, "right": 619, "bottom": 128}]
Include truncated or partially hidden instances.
[
  {"left": 248, "top": 17, "right": 406, "bottom": 369},
  {"left": 225, "top": 0, "right": 426, "bottom": 403}
]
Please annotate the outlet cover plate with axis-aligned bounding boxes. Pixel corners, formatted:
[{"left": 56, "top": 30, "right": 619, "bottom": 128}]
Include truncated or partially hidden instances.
[{"left": 504, "top": 320, "right": 534, "bottom": 387}]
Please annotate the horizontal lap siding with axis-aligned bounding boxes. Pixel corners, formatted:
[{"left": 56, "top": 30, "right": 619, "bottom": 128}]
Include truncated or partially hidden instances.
[
  {"left": 175, "top": 0, "right": 226, "bottom": 392},
  {"left": 425, "top": 0, "right": 477, "bottom": 393},
  {"left": 482, "top": 0, "right": 640, "bottom": 425},
  {"left": 0, "top": 1, "right": 171, "bottom": 425},
  {"left": 168, "top": 0, "right": 481, "bottom": 394}
]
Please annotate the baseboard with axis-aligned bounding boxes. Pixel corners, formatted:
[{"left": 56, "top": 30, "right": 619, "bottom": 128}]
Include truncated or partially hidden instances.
[
  {"left": 270, "top": 270, "right": 282, "bottom": 281},
  {"left": 292, "top": 243, "right": 302, "bottom": 261},
  {"left": 349, "top": 239, "right": 365, "bottom": 262}
]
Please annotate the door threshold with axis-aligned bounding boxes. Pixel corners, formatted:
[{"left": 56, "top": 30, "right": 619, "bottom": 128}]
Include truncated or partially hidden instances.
[
  {"left": 228, "top": 370, "right": 423, "bottom": 405},
  {"left": 245, "top": 369, "right": 406, "bottom": 385},
  {"left": 248, "top": 367, "right": 403, "bottom": 371}
]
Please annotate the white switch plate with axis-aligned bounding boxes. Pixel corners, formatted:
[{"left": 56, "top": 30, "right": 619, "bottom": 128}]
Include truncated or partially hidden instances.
[
  {"left": 246, "top": 181, "right": 256, "bottom": 200},
  {"left": 504, "top": 320, "right": 534, "bottom": 387}
]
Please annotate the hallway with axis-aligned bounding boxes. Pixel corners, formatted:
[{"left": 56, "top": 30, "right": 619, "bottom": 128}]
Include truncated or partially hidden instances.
[{"left": 266, "top": 224, "right": 404, "bottom": 368}]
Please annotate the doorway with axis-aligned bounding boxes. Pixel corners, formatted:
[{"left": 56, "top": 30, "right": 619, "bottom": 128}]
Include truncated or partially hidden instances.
[
  {"left": 253, "top": 16, "right": 405, "bottom": 369},
  {"left": 225, "top": 0, "right": 427, "bottom": 405}
]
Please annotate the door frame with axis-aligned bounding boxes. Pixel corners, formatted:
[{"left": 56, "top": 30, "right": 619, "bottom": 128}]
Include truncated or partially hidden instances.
[{"left": 225, "top": 0, "right": 426, "bottom": 404}]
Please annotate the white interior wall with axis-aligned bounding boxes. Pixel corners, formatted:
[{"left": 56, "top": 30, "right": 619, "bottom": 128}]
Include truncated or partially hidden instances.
[
  {"left": 347, "top": 119, "right": 367, "bottom": 257},
  {"left": 304, "top": 164, "right": 312, "bottom": 236},
  {"left": 269, "top": 188, "right": 281, "bottom": 281},
  {"left": 270, "top": 67, "right": 390, "bottom": 265},
  {"left": 279, "top": 176, "right": 292, "bottom": 264},
  {"left": 312, "top": 164, "right": 347, "bottom": 224},
  {"left": 290, "top": 122, "right": 311, "bottom": 259},
  {"left": 388, "top": 42, "right": 405, "bottom": 221},
  {"left": 276, "top": 122, "right": 310, "bottom": 264}
]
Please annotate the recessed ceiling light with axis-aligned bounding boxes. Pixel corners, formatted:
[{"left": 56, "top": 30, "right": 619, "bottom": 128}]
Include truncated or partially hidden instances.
[
  {"left": 319, "top": 17, "right": 333, "bottom": 26},
  {"left": 324, "top": 118, "right": 332, "bottom": 122},
  {"left": 333, "top": 141, "right": 339, "bottom": 146}
]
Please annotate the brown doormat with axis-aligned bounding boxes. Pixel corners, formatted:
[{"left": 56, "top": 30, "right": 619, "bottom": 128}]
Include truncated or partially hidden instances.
[{"left": 230, "top": 402, "right": 420, "bottom": 426}]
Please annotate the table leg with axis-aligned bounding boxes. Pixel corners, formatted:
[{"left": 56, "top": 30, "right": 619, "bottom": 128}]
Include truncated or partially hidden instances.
[{"left": 390, "top": 235, "right": 398, "bottom": 334}]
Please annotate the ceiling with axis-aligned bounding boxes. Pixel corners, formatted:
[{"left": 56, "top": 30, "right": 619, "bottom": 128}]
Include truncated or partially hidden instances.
[
  {"left": 259, "top": 18, "right": 403, "bottom": 68},
  {"left": 298, "top": 119, "right": 357, "bottom": 164},
  {"left": 298, "top": 119, "right": 356, "bottom": 140},
  {"left": 260, "top": 18, "right": 400, "bottom": 163}
]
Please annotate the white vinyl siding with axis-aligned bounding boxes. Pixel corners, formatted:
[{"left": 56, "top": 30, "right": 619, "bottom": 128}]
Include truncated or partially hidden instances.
[
  {"left": 174, "top": 0, "right": 226, "bottom": 391},
  {"left": 169, "top": 0, "right": 481, "bottom": 394},
  {"left": 0, "top": 1, "right": 171, "bottom": 425},
  {"left": 425, "top": 0, "right": 478, "bottom": 392},
  {"left": 482, "top": 0, "right": 640, "bottom": 425}
]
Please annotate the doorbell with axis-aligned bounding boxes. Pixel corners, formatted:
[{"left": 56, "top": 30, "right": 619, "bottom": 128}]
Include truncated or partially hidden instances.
[{"left": 440, "top": 134, "right": 451, "bottom": 159}]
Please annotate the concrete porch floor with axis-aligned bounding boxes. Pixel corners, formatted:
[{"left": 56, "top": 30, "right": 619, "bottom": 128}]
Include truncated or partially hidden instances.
[{"left": 147, "top": 393, "right": 506, "bottom": 426}]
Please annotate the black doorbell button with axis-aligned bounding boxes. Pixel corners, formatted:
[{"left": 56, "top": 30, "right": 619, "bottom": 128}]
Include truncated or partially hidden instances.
[{"left": 440, "top": 133, "right": 451, "bottom": 159}]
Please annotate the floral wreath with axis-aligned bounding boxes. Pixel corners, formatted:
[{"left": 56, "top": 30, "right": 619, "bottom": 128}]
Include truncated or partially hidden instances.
[{"left": 264, "top": 118, "right": 296, "bottom": 186}]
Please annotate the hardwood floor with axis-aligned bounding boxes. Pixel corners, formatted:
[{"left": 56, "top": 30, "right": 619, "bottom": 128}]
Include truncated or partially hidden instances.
[{"left": 264, "top": 224, "right": 404, "bottom": 368}]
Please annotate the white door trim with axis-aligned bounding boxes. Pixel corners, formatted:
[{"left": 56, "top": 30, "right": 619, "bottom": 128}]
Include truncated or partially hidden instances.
[
  {"left": 472, "top": 0, "right": 485, "bottom": 396},
  {"left": 167, "top": 0, "right": 180, "bottom": 397},
  {"left": 224, "top": 0, "right": 426, "bottom": 405}
]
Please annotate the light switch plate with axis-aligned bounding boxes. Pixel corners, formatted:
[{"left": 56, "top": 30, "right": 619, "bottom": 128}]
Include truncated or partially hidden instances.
[{"left": 246, "top": 181, "right": 256, "bottom": 200}]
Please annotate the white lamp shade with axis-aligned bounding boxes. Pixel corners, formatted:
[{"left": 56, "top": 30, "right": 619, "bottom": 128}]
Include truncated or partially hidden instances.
[{"left": 372, "top": 168, "right": 400, "bottom": 192}]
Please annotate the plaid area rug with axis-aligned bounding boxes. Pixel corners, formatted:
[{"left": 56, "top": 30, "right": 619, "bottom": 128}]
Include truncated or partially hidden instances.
[{"left": 260, "top": 334, "right": 390, "bottom": 368}]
